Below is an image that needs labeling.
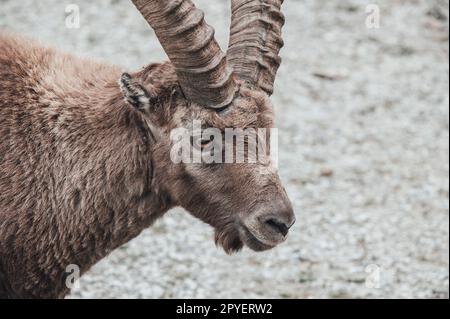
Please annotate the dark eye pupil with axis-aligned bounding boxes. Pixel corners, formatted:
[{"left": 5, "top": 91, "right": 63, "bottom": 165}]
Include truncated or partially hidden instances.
[
  {"left": 191, "top": 136, "right": 211, "bottom": 150},
  {"left": 201, "top": 139, "right": 211, "bottom": 146}
]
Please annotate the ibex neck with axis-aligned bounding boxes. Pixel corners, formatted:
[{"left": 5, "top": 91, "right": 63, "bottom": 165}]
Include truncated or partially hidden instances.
[
  {"left": 52, "top": 86, "right": 173, "bottom": 296},
  {"left": 0, "top": 78, "right": 172, "bottom": 298}
]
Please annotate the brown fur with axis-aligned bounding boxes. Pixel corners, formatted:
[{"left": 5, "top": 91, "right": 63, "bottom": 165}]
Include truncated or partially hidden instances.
[{"left": 0, "top": 32, "right": 294, "bottom": 299}]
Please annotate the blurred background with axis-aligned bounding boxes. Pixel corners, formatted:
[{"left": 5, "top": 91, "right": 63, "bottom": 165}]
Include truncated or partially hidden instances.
[{"left": 1, "top": 0, "right": 448, "bottom": 298}]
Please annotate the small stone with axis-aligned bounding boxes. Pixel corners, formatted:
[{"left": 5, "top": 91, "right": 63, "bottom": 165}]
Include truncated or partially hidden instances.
[{"left": 320, "top": 168, "right": 334, "bottom": 178}]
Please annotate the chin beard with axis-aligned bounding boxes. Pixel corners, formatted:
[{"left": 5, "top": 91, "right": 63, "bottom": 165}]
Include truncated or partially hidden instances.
[{"left": 214, "top": 222, "right": 244, "bottom": 254}]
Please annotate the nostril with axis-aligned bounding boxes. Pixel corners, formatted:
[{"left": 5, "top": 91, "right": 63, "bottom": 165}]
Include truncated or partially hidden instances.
[{"left": 265, "top": 218, "right": 289, "bottom": 237}]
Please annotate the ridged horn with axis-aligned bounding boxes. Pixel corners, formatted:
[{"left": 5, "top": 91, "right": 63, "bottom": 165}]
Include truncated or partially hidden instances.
[
  {"left": 131, "top": 0, "right": 238, "bottom": 109},
  {"left": 227, "top": 0, "right": 285, "bottom": 96}
]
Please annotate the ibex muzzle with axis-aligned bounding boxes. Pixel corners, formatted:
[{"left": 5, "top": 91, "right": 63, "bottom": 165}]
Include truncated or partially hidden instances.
[{"left": 241, "top": 196, "right": 296, "bottom": 251}]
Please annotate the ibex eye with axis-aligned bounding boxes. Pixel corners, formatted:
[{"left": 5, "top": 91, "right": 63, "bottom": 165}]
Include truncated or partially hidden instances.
[
  {"left": 199, "top": 138, "right": 213, "bottom": 151},
  {"left": 201, "top": 139, "right": 212, "bottom": 147},
  {"left": 190, "top": 136, "right": 212, "bottom": 150}
]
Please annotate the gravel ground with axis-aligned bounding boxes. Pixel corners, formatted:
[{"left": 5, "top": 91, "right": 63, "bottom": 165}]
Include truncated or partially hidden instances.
[{"left": 1, "top": 0, "right": 449, "bottom": 299}]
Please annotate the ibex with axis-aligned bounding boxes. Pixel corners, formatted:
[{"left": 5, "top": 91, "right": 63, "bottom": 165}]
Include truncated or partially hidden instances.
[{"left": 0, "top": 0, "right": 295, "bottom": 299}]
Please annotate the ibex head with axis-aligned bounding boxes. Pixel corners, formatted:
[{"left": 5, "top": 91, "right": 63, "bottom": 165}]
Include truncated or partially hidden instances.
[{"left": 121, "top": 0, "right": 295, "bottom": 253}]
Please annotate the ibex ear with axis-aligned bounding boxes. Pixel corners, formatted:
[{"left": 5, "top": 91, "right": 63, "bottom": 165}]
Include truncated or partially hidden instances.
[{"left": 119, "top": 72, "right": 154, "bottom": 113}]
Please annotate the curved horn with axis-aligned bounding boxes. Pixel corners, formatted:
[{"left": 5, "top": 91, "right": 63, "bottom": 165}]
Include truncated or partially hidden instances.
[
  {"left": 131, "top": 0, "right": 237, "bottom": 109},
  {"left": 227, "top": 0, "right": 285, "bottom": 95}
]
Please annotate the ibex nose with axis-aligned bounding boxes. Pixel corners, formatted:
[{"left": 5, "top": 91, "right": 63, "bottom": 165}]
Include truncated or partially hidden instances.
[
  {"left": 264, "top": 217, "right": 291, "bottom": 237},
  {"left": 242, "top": 199, "right": 295, "bottom": 249},
  {"left": 263, "top": 213, "right": 295, "bottom": 237}
]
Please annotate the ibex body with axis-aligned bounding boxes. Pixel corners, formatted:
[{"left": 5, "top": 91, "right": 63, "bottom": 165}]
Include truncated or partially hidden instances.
[{"left": 0, "top": 0, "right": 294, "bottom": 299}]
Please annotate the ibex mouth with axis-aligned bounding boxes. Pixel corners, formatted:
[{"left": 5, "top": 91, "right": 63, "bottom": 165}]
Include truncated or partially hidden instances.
[{"left": 239, "top": 224, "right": 279, "bottom": 252}]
